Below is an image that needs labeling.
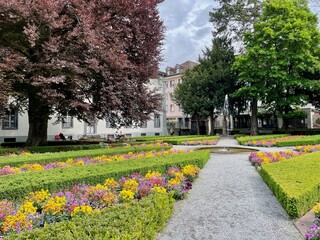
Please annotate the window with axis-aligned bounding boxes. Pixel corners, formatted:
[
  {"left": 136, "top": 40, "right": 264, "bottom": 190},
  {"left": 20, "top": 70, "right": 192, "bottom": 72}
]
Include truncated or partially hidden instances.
[
  {"left": 62, "top": 115, "right": 73, "bottom": 128},
  {"left": 141, "top": 133, "right": 146, "bottom": 136},
  {"left": 165, "top": 81, "right": 168, "bottom": 88},
  {"left": 170, "top": 93, "right": 175, "bottom": 101},
  {"left": 170, "top": 80, "right": 175, "bottom": 87},
  {"left": 155, "top": 133, "right": 160, "bottom": 136},
  {"left": 2, "top": 110, "right": 18, "bottom": 130},
  {"left": 106, "top": 119, "right": 111, "bottom": 128},
  {"left": 140, "top": 121, "right": 147, "bottom": 128},
  {"left": 178, "top": 79, "right": 182, "bottom": 84},
  {"left": 170, "top": 104, "right": 175, "bottom": 112},
  {"left": 154, "top": 113, "right": 161, "bottom": 128},
  {"left": 86, "top": 123, "right": 97, "bottom": 134}
]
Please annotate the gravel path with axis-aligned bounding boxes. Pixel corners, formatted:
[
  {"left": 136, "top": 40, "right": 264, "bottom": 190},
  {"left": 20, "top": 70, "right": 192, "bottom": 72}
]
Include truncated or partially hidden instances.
[{"left": 158, "top": 138, "right": 303, "bottom": 240}]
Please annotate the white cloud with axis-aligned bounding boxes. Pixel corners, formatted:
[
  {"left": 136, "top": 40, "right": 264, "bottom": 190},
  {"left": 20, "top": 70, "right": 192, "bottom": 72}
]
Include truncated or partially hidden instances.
[{"left": 159, "top": 0, "right": 218, "bottom": 70}]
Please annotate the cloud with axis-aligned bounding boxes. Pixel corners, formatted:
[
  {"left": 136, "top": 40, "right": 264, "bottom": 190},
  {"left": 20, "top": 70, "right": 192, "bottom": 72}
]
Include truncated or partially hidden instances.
[{"left": 158, "top": 0, "right": 218, "bottom": 70}]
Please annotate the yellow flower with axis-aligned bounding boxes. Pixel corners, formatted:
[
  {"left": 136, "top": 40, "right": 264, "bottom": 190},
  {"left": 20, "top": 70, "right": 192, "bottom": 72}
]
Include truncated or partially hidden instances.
[
  {"left": 2, "top": 211, "right": 32, "bottom": 232},
  {"left": 122, "top": 179, "right": 139, "bottom": 193},
  {"left": 20, "top": 151, "right": 32, "bottom": 155},
  {"left": 42, "top": 196, "right": 66, "bottom": 215},
  {"left": 151, "top": 186, "right": 167, "bottom": 194},
  {"left": 182, "top": 165, "right": 200, "bottom": 177},
  {"left": 104, "top": 178, "right": 119, "bottom": 189},
  {"left": 75, "top": 160, "right": 84, "bottom": 165},
  {"left": 313, "top": 203, "right": 320, "bottom": 214},
  {"left": 119, "top": 189, "right": 134, "bottom": 202},
  {"left": 29, "top": 189, "right": 50, "bottom": 204},
  {"left": 71, "top": 205, "right": 93, "bottom": 217},
  {"left": 66, "top": 158, "right": 74, "bottom": 164},
  {"left": 168, "top": 178, "right": 181, "bottom": 187},
  {"left": 20, "top": 200, "right": 37, "bottom": 215},
  {"left": 145, "top": 170, "right": 162, "bottom": 179}
]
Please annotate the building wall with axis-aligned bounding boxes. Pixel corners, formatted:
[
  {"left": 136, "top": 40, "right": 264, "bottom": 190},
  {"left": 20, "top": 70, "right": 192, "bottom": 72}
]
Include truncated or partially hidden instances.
[{"left": 0, "top": 78, "right": 167, "bottom": 143}]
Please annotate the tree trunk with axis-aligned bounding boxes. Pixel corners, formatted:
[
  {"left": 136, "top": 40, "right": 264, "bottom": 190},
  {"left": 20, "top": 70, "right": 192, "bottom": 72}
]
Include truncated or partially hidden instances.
[
  {"left": 26, "top": 95, "right": 50, "bottom": 146},
  {"left": 209, "top": 114, "right": 215, "bottom": 135},
  {"left": 251, "top": 98, "right": 258, "bottom": 136},
  {"left": 196, "top": 115, "right": 200, "bottom": 135}
]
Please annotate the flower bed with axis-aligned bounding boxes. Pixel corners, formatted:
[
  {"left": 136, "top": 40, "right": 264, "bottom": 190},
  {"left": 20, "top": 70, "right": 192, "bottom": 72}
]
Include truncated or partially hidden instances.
[
  {"left": 248, "top": 151, "right": 304, "bottom": 166},
  {"left": 306, "top": 203, "right": 320, "bottom": 240},
  {"left": 0, "top": 150, "right": 210, "bottom": 201},
  {"left": 164, "top": 136, "right": 220, "bottom": 145},
  {"left": 242, "top": 136, "right": 302, "bottom": 147},
  {"left": 276, "top": 135, "right": 320, "bottom": 147},
  {"left": 237, "top": 134, "right": 289, "bottom": 145},
  {"left": 0, "top": 145, "right": 172, "bottom": 168},
  {"left": 0, "top": 165, "right": 199, "bottom": 238},
  {"left": 181, "top": 139, "right": 218, "bottom": 145},
  {"left": 0, "top": 149, "right": 188, "bottom": 177},
  {"left": 295, "top": 144, "right": 320, "bottom": 153}
]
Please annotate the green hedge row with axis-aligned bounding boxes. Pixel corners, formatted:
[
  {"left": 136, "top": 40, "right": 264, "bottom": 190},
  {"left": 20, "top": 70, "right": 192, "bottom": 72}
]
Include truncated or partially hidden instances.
[
  {"left": 7, "top": 193, "right": 174, "bottom": 240},
  {"left": 164, "top": 136, "right": 220, "bottom": 145},
  {"left": 0, "top": 150, "right": 210, "bottom": 201},
  {"left": 237, "top": 134, "right": 289, "bottom": 145},
  {"left": 276, "top": 135, "right": 320, "bottom": 147},
  {"left": 0, "top": 147, "right": 19, "bottom": 155},
  {"left": 260, "top": 151, "right": 320, "bottom": 218},
  {"left": 0, "top": 145, "right": 171, "bottom": 168},
  {"left": 133, "top": 135, "right": 206, "bottom": 142}
]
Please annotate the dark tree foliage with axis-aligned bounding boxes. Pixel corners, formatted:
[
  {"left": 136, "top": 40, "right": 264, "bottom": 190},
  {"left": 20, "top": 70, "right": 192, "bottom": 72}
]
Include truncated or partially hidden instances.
[{"left": 0, "top": 0, "right": 164, "bottom": 145}]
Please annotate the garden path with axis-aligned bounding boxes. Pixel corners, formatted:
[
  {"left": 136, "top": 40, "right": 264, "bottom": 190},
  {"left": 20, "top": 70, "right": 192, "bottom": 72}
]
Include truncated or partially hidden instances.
[{"left": 157, "top": 137, "right": 303, "bottom": 240}]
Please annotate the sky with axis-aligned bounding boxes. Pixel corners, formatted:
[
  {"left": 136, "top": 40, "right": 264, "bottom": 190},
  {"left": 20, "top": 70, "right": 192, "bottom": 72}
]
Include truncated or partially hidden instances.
[
  {"left": 158, "top": 0, "right": 320, "bottom": 71},
  {"left": 158, "top": 0, "right": 218, "bottom": 70}
]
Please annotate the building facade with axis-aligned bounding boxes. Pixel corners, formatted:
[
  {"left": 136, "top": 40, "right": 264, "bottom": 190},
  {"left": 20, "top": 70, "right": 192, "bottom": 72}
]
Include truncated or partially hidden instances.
[
  {"left": 164, "top": 60, "right": 199, "bottom": 131},
  {"left": 0, "top": 78, "right": 167, "bottom": 143}
]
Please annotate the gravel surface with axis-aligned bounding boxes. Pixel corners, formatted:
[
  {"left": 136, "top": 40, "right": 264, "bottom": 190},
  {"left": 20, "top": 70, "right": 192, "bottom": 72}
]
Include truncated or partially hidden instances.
[{"left": 158, "top": 138, "right": 303, "bottom": 240}]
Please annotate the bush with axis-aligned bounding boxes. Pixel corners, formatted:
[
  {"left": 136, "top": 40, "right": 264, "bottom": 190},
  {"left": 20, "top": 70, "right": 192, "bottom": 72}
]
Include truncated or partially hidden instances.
[
  {"left": 164, "top": 136, "right": 220, "bottom": 145},
  {"left": 0, "top": 150, "right": 210, "bottom": 201},
  {"left": 0, "top": 147, "right": 19, "bottom": 155},
  {"left": 259, "top": 151, "right": 320, "bottom": 218},
  {"left": 7, "top": 193, "right": 174, "bottom": 240},
  {"left": 276, "top": 135, "right": 320, "bottom": 147},
  {"left": 133, "top": 135, "right": 207, "bottom": 142},
  {"left": 0, "top": 145, "right": 171, "bottom": 168}
]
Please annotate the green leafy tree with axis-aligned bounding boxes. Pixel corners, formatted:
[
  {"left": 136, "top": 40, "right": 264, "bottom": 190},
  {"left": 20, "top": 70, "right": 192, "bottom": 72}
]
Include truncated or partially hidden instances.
[
  {"left": 174, "top": 37, "right": 237, "bottom": 135},
  {"left": 233, "top": 0, "right": 320, "bottom": 132}
]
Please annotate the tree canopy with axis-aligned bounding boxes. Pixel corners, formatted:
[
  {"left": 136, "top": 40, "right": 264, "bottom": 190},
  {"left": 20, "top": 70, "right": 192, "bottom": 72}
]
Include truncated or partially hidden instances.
[
  {"left": 174, "top": 37, "right": 237, "bottom": 135},
  {"left": 0, "top": 0, "right": 164, "bottom": 145},
  {"left": 233, "top": 0, "right": 320, "bottom": 130}
]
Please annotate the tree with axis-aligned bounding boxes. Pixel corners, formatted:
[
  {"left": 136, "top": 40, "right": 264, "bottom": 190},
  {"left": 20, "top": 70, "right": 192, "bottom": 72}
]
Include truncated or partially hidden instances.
[
  {"left": 0, "top": 0, "right": 164, "bottom": 146},
  {"left": 174, "top": 69, "right": 207, "bottom": 135},
  {"left": 210, "top": 0, "right": 263, "bottom": 135},
  {"left": 174, "top": 37, "right": 237, "bottom": 135},
  {"left": 233, "top": 0, "right": 320, "bottom": 132}
]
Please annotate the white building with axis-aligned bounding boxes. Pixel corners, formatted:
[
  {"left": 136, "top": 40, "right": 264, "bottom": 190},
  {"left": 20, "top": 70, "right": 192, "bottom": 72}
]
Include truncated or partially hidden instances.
[{"left": 0, "top": 78, "right": 167, "bottom": 143}]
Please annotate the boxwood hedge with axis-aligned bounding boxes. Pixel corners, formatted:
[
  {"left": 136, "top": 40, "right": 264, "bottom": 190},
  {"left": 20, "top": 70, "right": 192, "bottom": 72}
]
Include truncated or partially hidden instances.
[
  {"left": 0, "top": 150, "right": 210, "bottom": 201},
  {"left": 276, "top": 135, "right": 320, "bottom": 147},
  {"left": 7, "top": 193, "right": 174, "bottom": 240},
  {"left": 0, "top": 145, "right": 171, "bottom": 168},
  {"left": 164, "top": 136, "right": 220, "bottom": 145},
  {"left": 260, "top": 151, "right": 320, "bottom": 218}
]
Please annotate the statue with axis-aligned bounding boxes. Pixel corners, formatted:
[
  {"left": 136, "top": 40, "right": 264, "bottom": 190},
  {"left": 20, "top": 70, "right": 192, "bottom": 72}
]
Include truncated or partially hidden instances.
[{"left": 223, "top": 95, "right": 229, "bottom": 136}]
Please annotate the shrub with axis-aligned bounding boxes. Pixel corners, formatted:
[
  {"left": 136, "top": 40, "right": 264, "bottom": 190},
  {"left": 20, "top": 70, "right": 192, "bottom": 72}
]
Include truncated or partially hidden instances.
[
  {"left": 164, "top": 136, "right": 220, "bottom": 145},
  {"left": 259, "top": 151, "right": 320, "bottom": 218},
  {"left": 0, "top": 150, "right": 210, "bottom": 201},
  {"left": 0, "top": 147, "right": 19, "bottom": 156},
  {"left": 6, "top": 193, "right": 174, "bottom": 240},
  {"left": 276, "top": 135, "right": 320, "bottom": 147}
]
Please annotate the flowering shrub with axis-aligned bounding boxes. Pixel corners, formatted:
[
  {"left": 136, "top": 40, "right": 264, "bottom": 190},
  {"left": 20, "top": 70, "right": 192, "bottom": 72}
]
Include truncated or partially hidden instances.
[
  {"left": 306, "top": 203, "right": 320, "bottom": 240},
  {"left": 248, "top": 151, "right": 304, "bottom": 167},
  {"left": 244, "top": 136, "right": 302, "bottom": 147},
  {"left": 181, "top": 139, "right": 218, "bottom": 145},
  {"left": 295, "top": 144, "right": 320, "bottom": 153},
  {"left": 0, "top": 149, "right": 190, "bottom": 177},
  {"left": 0, "top": 164, "right": 199, "bottom": 237}
]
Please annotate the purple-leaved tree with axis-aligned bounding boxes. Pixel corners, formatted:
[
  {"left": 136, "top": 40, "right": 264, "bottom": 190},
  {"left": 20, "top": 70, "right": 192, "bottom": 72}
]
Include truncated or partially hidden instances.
[{"left": 0, "top": 0, "right": 164, "bottom": 146}]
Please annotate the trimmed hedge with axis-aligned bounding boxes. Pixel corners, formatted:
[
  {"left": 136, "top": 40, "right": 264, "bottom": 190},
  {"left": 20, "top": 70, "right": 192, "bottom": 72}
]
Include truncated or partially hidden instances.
[
  {"left": 0, "top": 150, "right": 210, "bottom": 201},
  {"left": 0, "top": 145, "right": 171, "bottom": 168},
  {"left": 276, "top": 135, "right": 320, "bottom": 147},
  {"left": 133, "top": 135, "right": 206, "bottom": 142},
  {"left": 0, "top": 147, "right": 19, "bottom": 155},
  {"left": 260, "top": 151, "right": 320, "bottom": 218},
  {"left": 164, "top": 136, "right": 220, "bottom": 145},
  {"left": 7, "top": 193, "right": 174, "bottom": 240},
  {"left": 237, "top": 134, "right": 289, "bottom": 145}
]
